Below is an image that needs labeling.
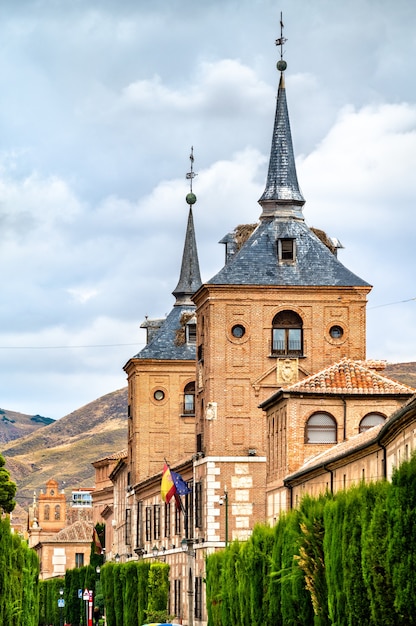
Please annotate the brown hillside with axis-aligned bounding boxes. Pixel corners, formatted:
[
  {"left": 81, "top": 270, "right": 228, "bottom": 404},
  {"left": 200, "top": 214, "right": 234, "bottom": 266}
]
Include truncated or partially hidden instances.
[
  {"left": 385, "top": 362, "right": 416, "bottom": 390},
  {"left": 3, "top": 387, "right": 128, "bottom": 509},
  {"left": 0, "top": 408, "right": 54, "bottom": 445}
]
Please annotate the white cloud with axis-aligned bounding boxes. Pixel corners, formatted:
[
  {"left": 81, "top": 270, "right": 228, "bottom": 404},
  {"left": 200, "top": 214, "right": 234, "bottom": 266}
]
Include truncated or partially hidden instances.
[{"left": 0, "top": 1, "right": 414, "bottom": 418}]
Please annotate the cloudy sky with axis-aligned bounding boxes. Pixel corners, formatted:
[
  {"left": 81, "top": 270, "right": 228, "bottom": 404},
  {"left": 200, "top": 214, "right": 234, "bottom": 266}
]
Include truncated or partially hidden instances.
[{"left": 0, "top": 0, "right": 415, "bottom": 420}]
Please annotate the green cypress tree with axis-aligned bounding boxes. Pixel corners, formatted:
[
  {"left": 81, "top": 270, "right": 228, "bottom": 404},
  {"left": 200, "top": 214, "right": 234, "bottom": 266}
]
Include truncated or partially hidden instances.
[
  {"left": 387, "top": 453, "right": 416, "bottom": 623},
  {"left": 206, "top": 550, "right": 225, "bottom": 626},
  {"left": 268, "top": 514, "right": 286, "bottom": 625},
  {"left": 280, "top": 509, "right": 312, "bottom": 625},
  {"left": 296, "top": 495, "right": 329, "bottom": 626},
  {"left": 323, "top": 493, "right": 347, "bottom": 625},
  {"left": 245, "top": 525, "right": 275, "bottom": 626},
  {"left": 137, "top": 561, "right": 151, "bottom": 626},
  {"left": 342, "top": 486, "right": 371, "bottom": 626},
  {"left": 361, "top": 480, "right": 395, "bottom": 625},
  {"left": 101, "top": 563, "right": 116, "bottom": 626},
  {"left": 0, "top": 453, "right": 16, "bottom": 514},
  {"left": 145, "top": 562, "right": 170, "bottom": 623},
  {"left": 123, "top": 562, "right": 139, "bottom": 626}
]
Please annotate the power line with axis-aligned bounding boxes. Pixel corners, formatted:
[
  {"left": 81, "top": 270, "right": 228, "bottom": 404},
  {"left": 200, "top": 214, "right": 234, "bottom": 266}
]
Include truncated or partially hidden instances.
[
  {"left": 0, "top": 296, "right": 413, "bottom": 350},
  {"left": 369, "top": 296, "right": 416, "bottom": 310},
  {"left": 0, "top": 343, "right": 138, "bottom": 350}
]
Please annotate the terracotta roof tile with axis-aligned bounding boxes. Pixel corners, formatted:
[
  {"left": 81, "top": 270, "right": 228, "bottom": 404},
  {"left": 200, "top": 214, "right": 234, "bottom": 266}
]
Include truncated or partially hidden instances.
[
  {"left": 52, "top": 520, "right": 93, "bottom": 543},
  {"left": 285, "top": 358, "right": 414, "bottom": 395}
]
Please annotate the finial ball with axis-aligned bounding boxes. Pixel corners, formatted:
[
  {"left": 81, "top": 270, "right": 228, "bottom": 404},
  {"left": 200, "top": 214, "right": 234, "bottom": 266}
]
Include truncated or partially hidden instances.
[
  {"left": 277, "top": 60, "right": 287, "bottom": 72},
  {"left": 186, "top": 192, "right": 197, "bottom": 205}
]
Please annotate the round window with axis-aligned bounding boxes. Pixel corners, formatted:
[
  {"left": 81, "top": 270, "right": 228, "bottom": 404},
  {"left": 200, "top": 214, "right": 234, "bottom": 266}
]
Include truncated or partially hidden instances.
[
  {"left": 154, "top": 390, "right": 165, "bottom": 401},
  {"left": 329, "top": 325, "right": 344, "bottom": 339},
  {"left": 231, "top": 324, "right": 245, "bottom": 338}
]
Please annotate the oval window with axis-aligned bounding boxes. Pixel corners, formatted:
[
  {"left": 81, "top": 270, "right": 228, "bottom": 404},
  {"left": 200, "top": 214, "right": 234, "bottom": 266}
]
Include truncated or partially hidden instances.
[{"left": 154, "top": 390, "right": 165, "bottom": 401}]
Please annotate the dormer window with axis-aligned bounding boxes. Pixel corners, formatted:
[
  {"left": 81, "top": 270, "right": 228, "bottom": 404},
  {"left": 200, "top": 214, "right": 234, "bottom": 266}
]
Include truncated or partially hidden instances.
[
  {"left": 277, "top": 238, "right": 295, "bottom": 262},
  {"left": 186, "top": 323, "right": 197, "bottom": 344}
]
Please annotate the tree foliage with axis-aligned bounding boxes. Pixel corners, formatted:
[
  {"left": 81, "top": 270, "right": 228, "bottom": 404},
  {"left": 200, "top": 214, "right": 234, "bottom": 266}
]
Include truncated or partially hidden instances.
[
  {"left": 206, "top": 453, "right": 416, "bottom": 626},
  {"left": 0, "top": 453, "right": 16, "bottom": 513}
]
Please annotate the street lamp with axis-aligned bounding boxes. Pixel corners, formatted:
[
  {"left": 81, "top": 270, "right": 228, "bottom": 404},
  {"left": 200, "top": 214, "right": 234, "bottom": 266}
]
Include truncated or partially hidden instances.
[
  {"left": 181, "top": 538, "right": 195, "bottom": 626},
  {"left": 59, "top": 588, "right": 64, "bottom": 626},
  {"left": 94, "top": 565, "right": 101, "bottom": 626},
  {"left": 219, "top": 486, "right": 229, "bottom": 546}
]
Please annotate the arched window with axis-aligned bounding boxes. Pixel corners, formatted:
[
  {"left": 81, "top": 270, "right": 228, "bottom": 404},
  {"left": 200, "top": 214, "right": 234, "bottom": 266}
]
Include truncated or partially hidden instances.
[
  {"left": 272, "top": 310, "right": 303, "bottom": 356},
  {"left": 183, "top": 382, "right": 195, "bottom": 415},
  {"left": 359, "top": 413, "right": 386, "bottom": 433},
  {"left": 44, "top": 504, "right": 50, "bottom": 521},
  {"left": 55, "top": 505, "right": 61, "bottom": 520},
  {"left": 305, "top": 413, "right": 337, "bottom": 444}
]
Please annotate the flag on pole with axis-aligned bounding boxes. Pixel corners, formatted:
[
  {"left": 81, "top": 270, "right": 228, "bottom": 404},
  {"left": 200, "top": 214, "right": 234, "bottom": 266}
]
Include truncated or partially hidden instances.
[
  {"left": 171, "top": 470, "right": 191, "bottom": 496},
  {"left": 93, "top": 528, "right": 103, "bottom": 554},
  {"left": 161, "top": 463, "right": 176, "bottom": 503},
  {"left": 161, "top": 462, "right": 191, "bottom": 504}
]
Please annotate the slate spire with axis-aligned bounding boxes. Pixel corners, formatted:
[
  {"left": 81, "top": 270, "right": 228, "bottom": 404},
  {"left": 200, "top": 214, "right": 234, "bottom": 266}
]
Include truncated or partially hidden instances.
[
  {"left": 258, "top": 25, "right": 305, "bottom": 220},
  {"left": 172, "top": 148, "right": 202, "bottom": 305}
]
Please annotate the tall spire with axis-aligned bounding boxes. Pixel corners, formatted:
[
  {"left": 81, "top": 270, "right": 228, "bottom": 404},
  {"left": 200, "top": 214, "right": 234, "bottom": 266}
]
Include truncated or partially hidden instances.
[
  {"left": 172, "top": 147, "right": 202, "bottom": 305},
  {"left": 258, "top": 14, "right": 305, "bottom": 220}
]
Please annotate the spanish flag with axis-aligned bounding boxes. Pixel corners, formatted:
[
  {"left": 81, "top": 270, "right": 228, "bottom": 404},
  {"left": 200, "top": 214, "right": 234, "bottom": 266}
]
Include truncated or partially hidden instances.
[
  {"left": 161, "top": 463, "right": 176, "bottom": 503},
  {"left": 93, "top": 527, "right": 103, "bottom": 555}
]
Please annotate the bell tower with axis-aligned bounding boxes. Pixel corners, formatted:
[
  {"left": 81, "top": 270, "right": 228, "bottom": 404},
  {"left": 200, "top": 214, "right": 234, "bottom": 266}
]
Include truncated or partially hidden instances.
[{"left": 192, "top": 22, "right": 371, "bottom": 542}]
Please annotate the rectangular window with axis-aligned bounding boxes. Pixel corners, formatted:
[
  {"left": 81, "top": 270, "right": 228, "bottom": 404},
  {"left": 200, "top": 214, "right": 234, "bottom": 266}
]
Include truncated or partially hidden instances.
[
  {"left": 75, "top": 553, "right": 84, "bottom": 568},
  {"left": 125, "top": 508, "right": 131, "bottom": 545},
  {"left": 136, "top": 501, "right": 143, "bottom": 548},
  {"left": 272, "top": 328, "right": 302, "bottom": 355},
  {"left": 153, "top": 505, "right": 161, "bottom": 540},
  {"left": 174, "top": 579, "right": 182, "bottom": 618},
  {"left": 185, "top": 482, "right": 194, "bottom": 539},
  {"left": 164, "top": 502, "right": 171, "bottom": 538},
  {"left": 195, "top": 481, "right": 203, "bottom": 529},
  {"left": 175, "top": 506, "right": 181, "bottom": 536},
  {"left": 145, "top": 507, "right": 152, "bottom": 542},
  {"left": 195, "top": 576, "right": 203, "bottom": 619},
  {"left": 184, "top": 393, "right": 195, "bottom": 414}
]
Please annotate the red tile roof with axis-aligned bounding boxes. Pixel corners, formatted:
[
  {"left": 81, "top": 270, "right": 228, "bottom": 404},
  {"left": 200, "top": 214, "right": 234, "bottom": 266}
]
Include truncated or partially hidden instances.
[{"left": 285, "top": 358, "right": 414, "bottom": 395}]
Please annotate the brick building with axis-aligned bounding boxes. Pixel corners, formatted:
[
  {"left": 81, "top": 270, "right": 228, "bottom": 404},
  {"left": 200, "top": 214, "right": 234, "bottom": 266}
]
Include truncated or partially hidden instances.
[{"left": 92, "top": 41, "right": 414, "bottom": 625}]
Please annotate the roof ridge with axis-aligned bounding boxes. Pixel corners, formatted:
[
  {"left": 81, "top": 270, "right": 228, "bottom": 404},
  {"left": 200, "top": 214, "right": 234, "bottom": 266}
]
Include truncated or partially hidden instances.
[{"left": 284, "top": 358, "right": 415, "bottom": 394}]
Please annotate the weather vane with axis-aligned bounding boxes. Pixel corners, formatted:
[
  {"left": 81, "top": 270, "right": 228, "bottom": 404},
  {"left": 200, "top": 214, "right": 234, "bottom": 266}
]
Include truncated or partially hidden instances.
[
  {"left": 275, "top": 12, "right": 287, "bottom": 72},
  {"left": 185, "top": 146, "right": 197, "bottom": 205}
]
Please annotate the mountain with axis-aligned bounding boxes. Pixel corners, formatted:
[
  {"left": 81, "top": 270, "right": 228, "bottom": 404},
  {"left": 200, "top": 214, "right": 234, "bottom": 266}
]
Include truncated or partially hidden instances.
[
  {"left": 0, "top": 408, "right": 54, "bottom": 445},
  {"left": 385, "top": 362, "right": 416, "bottom": 390},
  {"left": 2, "top": 387, "right": 128, "bottom": 511}
]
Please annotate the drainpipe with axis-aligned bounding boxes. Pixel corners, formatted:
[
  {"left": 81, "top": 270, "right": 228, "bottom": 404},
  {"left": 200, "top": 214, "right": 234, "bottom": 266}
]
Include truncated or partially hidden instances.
[
  {"left": 323, "top": 465, "right": 334, "bottom": 494},
  {"left": 379, "top": 442, "right": 387, "bottom": 479},
  {"left": 285, "top": 482, "right": 293, "bottom": 510},
  {"left": 341, "top": 396, "right": 347, "bottom": 442}
]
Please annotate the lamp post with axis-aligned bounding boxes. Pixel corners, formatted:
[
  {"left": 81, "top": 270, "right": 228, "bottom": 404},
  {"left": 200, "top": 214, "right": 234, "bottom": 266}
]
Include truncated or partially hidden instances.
[
  {"left": 181, "top": 538, "right": 195, "bottom": 626},
  {"left": 219, "top": 486, "right": 229, "bottom": 547},
  {"left": 94, "top": 566, "right": 101, "bottom": 626},
  {"left": 58, "top": 588, "right": 64, "bottom": 626}
]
